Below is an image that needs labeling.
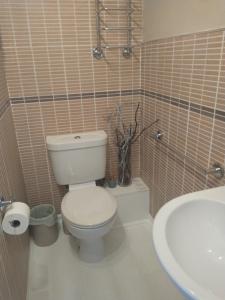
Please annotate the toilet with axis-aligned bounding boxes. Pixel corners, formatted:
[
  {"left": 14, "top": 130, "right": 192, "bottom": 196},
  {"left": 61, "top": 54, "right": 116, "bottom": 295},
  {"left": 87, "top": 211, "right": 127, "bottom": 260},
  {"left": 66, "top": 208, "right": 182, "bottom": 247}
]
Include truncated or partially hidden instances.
[{"left": 46, "top": 130, "right": 117, "bottom": 262}]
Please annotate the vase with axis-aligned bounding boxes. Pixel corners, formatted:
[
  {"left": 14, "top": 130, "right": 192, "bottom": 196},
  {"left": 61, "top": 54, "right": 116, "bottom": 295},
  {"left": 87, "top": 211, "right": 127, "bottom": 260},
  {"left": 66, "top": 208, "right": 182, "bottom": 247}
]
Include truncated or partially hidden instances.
[{"left": 118, "top": 143, "right": 132, "bottom": 186}]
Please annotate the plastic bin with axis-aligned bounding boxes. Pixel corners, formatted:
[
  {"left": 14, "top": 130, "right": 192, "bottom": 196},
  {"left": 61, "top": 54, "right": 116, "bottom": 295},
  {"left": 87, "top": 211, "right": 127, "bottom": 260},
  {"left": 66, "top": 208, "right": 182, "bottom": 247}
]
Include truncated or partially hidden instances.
[{"left": 30, "top": 204, "right": 59, "bottom": 247}]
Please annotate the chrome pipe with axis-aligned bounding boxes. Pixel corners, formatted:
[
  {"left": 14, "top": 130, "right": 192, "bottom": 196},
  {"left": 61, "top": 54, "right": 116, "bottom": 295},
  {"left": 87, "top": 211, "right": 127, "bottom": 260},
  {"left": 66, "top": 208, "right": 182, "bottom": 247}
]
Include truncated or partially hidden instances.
[
  {"left": 96, "top": 0, "right": 100, "bottom": 49},
  {"left": 92, "top": 0, "right": 104, "bottom": 59}
]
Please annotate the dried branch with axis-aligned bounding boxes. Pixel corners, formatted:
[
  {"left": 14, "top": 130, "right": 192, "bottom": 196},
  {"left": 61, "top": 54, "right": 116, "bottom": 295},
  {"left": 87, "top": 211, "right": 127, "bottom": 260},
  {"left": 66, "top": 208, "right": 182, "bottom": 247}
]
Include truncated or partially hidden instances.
[
  {"left": 132, "top": 102, "right": 140, "bottom": 140},
  {"left": 131, "top": 119, "right": 159, "bottom": 144},
  {"left": 108, "top": 103, "right": 159, "bottom": 148}
]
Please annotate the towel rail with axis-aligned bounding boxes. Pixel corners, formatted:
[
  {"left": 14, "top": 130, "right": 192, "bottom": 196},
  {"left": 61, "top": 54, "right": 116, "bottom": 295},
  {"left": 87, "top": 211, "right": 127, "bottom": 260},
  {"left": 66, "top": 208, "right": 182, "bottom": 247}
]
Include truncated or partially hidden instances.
[
  {"left": 101, "top": 27, "right": 134, "bottom": 31},
  {"left": 101, "top": 7, "right": 134, "bottom": 13},
  {"left": 93, "top": 0, "right": 134, "bottom": 59},
  {"left": 102, "top": 44, "right": 139, "bottom": 49}
]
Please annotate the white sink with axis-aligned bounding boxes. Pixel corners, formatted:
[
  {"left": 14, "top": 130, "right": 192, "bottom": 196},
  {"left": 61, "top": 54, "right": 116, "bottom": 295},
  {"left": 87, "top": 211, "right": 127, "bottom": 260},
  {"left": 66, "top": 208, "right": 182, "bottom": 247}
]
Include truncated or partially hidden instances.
[{"left": 153, "top": 186, "right": 225, "bottom": 300}]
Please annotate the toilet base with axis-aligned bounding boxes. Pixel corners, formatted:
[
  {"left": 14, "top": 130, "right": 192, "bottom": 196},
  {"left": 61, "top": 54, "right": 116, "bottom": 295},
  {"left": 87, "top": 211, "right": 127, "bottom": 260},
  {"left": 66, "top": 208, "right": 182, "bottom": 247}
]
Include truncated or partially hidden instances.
[{"left": 79, "top": 237, "right": 104, "bottom": 263}]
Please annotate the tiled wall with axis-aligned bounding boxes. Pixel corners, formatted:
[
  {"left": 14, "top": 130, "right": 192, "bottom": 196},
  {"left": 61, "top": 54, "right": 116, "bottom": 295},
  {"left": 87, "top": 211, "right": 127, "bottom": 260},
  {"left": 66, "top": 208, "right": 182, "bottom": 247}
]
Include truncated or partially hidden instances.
[
  {"left": 0, "top": 0, "right": 142, "bottom": 211},
  {"left": 3, "top": 0, "right": 224, "bottom": 222},
  {"left": 141, "top": 29, "right": 225, "bottom": 216},
  {"left": 0, "top": 50, "right": 29, "bottom": 300}
]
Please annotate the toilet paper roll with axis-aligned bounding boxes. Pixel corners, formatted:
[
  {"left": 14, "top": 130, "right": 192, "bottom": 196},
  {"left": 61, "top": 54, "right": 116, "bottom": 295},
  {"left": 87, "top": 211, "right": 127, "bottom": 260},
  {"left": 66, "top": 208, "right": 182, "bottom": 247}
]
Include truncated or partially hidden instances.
[{"left": 2, "top": 202, "right": 30, "bottom": 235}]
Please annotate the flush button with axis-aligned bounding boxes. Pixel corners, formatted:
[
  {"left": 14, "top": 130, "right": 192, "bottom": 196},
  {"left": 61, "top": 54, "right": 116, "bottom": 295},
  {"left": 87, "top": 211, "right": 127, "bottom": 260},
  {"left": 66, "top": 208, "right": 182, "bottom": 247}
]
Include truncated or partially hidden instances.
[{"left": 74, "top": 136, "right": 81, "bottom": 139}]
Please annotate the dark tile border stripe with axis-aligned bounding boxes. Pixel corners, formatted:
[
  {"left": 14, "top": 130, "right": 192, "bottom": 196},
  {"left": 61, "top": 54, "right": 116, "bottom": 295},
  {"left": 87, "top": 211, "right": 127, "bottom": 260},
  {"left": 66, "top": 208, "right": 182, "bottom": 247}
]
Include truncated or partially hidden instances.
[
  {"left": 9, "top": 89, "right": 225, "bottom": 123},
  {"left": 10, "top": 89, "right": 142, "bottom": 105},
  {"left": 142, "top": 89, "right": 225, "bottom": 122}
]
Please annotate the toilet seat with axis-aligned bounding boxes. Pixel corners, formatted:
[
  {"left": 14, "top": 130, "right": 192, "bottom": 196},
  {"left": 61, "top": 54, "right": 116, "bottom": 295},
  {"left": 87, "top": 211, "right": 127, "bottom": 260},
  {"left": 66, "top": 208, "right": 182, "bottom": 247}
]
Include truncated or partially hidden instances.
[
  {"left": 61, "top": 186, "right": 117, "bottom": 228},
  {"left": 64, "top": 213, "right": 117, "bottom": 230}
]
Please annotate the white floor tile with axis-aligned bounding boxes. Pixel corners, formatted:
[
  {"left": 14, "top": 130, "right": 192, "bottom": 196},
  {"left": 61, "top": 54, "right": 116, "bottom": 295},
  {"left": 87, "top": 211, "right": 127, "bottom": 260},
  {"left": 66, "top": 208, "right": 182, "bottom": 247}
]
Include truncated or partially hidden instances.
[{"left": 27, "top": 220, "right": 185, "bottom": 300}]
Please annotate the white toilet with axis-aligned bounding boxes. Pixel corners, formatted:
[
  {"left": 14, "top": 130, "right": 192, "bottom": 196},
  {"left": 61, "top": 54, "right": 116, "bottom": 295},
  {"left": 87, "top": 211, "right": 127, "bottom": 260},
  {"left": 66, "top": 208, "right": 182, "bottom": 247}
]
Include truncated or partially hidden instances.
[{"left": 46, "top": 130, "right": 117, "bottom": 262}]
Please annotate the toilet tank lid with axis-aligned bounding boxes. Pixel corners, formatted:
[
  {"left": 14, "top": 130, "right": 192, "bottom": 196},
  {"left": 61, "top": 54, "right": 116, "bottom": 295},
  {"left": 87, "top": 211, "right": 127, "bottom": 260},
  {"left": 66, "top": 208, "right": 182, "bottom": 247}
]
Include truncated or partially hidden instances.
[{"left": 46, "top": 130, "right": 107, "bottom": 151}]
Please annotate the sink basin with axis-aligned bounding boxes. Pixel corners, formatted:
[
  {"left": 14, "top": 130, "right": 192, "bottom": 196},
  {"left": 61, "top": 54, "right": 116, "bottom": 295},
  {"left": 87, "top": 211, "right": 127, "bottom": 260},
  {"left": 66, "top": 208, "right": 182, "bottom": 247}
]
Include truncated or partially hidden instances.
[{"left": 153, "top": 186, "right": 225, "bottom": 300}]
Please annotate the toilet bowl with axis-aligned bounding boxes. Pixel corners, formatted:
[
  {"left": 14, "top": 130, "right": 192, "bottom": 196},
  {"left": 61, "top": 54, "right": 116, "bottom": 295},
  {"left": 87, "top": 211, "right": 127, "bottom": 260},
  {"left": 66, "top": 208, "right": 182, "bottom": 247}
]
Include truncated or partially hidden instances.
[{"left": 61, "top": 185, "right": 117, "bottom": 262}]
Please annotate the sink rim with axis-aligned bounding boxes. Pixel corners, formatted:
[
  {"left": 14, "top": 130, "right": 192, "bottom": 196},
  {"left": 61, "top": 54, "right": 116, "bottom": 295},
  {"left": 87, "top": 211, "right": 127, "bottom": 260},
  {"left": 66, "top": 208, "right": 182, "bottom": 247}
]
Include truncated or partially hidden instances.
[{"left": 153, "top": 186, "right": 225, "bottom": 300}]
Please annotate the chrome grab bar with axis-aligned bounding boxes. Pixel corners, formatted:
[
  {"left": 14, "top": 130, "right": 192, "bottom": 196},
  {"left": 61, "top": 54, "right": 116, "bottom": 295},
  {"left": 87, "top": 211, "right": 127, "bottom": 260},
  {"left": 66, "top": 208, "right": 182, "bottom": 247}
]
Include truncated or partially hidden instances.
[{"left": 152, "top": 130, "right": 224, "bottom": 179}]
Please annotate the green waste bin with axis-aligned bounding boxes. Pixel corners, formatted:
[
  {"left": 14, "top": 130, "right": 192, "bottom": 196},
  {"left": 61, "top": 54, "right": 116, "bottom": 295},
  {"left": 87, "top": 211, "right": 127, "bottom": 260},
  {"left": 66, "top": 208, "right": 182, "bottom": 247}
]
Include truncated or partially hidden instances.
[{"left": 30, "top": 204, "right": 59, "bottom": 247}]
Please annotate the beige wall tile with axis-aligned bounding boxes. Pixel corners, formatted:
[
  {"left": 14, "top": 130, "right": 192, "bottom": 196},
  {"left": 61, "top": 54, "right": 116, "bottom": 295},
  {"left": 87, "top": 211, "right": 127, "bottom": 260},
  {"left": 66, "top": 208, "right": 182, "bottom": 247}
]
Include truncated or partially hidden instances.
[
  {"left": 141, "top": 28, "right": 225, "bottom": 216},
  {"left": 0, "top": 48, "right": 28, "bottom": 300},
  {"left": 0, "top": 0, "right": 143, "bottom": 214}
]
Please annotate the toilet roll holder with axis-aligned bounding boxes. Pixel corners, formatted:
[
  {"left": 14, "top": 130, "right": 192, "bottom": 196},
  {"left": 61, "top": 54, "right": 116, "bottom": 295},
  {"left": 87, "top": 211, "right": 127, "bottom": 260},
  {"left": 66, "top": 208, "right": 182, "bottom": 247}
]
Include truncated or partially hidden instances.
[
  {"left": 0, "top": 197, "right": 23, "bottom": 230},
  {"left": 0, "top": 196, "right": 12, "bottom": 212}
]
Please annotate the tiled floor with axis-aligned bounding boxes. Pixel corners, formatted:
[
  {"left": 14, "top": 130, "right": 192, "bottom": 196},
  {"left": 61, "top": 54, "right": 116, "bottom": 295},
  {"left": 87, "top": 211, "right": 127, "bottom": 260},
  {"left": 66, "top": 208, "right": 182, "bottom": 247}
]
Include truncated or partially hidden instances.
[{"left": 27, "top": 219, "right": 185, "bottom": 300}]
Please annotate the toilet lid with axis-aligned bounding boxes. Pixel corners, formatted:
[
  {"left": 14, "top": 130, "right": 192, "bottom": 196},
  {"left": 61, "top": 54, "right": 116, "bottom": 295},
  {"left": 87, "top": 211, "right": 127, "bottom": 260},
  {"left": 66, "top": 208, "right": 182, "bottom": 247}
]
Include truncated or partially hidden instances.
[{"left": 61, "top": 186, "right": 117, "bottom": 228}]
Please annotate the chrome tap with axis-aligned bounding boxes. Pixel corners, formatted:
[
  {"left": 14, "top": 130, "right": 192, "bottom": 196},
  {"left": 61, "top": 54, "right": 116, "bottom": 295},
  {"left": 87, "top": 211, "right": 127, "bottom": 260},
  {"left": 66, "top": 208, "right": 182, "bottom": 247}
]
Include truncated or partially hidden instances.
[{"left": 0, "top": 196, "right": 12, "bottom": 211}]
